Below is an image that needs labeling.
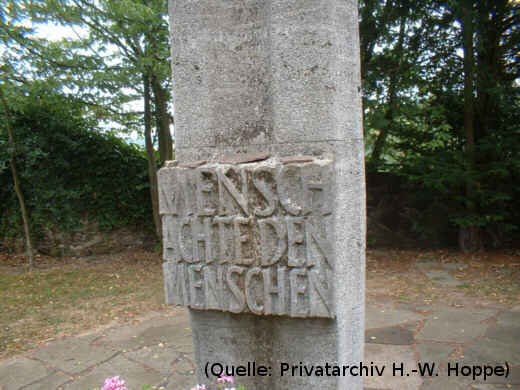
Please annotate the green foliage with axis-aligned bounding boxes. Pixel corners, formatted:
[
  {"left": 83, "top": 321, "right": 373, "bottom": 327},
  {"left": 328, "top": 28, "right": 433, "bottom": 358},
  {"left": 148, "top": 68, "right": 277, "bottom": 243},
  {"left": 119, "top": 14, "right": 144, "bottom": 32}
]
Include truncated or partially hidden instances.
[
  {"left": 0, "top": 85, "right": 153, "bottom": 247},
  {"left": 360, "top": 0, "right": 520, "bottom": 248}
]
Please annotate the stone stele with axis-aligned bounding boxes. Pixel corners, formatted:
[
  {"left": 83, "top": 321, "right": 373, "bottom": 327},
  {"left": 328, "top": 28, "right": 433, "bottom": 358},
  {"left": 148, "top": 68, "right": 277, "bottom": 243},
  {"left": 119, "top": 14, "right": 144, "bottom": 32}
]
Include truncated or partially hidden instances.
[{"left": 162, "top": 0, "right": 365, "bottom": 389}]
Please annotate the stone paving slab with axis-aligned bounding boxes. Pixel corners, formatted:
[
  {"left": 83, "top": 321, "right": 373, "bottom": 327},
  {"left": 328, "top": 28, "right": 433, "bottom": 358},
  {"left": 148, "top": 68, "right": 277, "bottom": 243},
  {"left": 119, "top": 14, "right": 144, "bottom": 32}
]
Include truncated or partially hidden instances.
[
  {"left": 416, "top": 260, "right": 468, "bottom": 287},
  {"left": 0, "top": 357, "right": 53, "bottom": 390},
  {"left": 366, "top": 303, "right": 424, "bottom": 329},
  {"left": 30, "top": 336, "right": 116, "bottom": 375},
  {"left": 421, "top": 269, "right": 462, "bottom": 287},
  {"left": 495, "top": 311, "right": 520, "bottom": 327},
  {"left": 366, "top": 326, "right": 415, "bottom": 345},
  {"left": 22, "top": 371, "right": 70, "bottom": 390},
  {"left": 471, "top": 385, "right": 515, "bottom": 390},
  {"left": 416, "top": 261, "right": 439, "bottom": 270},
  {"left": 417, "top": 307, "right": 497, "bottom": 343},
  {"left": 96, "top": 315, "right": 191, "bottom": 352},
  {"left": 461, "top": 338, "right": 520, "bottom": 366},
  {"left": 95, "top": 315, "right": 191, "bottom": 351},
  {"left": 419, "top": 375, "right": 472, "bottom": 390},
  {"left": 1, "top": 301, "right": 519, "bottom": 390},
  {"left": 124, "top": 344, "right": 180, "bottom": 374},
  {"left": 416, "top": 343, "right": 455, "bottom": 365},
  {"left": 364, "top": 344, "right": 423, "bottom": 390},
  {"left": 442, "top": 263, "right": 467, "bottom": 271},
  {"left": 60, "top": 355, "right": 160, "bottom": 390}
]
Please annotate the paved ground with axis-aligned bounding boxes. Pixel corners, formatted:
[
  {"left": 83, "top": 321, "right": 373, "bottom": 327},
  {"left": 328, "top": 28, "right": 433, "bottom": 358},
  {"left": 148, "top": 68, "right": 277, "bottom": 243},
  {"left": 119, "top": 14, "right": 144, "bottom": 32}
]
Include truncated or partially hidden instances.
[{"left": 1, "top": 260, "right": 519, "bottom": 390}]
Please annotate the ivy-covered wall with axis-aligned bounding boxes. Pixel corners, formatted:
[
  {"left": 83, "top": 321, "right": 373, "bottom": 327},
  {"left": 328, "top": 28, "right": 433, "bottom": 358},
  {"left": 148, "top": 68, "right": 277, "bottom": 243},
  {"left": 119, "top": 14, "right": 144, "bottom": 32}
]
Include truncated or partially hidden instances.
[{"left": 0, "top": 89, "right": 154, "bottom": 251}]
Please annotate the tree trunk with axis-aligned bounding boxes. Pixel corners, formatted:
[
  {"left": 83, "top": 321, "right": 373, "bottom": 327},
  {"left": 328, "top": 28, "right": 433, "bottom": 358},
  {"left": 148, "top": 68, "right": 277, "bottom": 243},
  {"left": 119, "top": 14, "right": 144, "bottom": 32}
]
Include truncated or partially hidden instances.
[
  {"left": 0, "top": 85, "right": 35, "bottom": 269},
  {"left": 143, "top": 73, "right": 162, "bottom": 240},
  {"left": 475, "top": 0, "right": 507, "bottom": 140},
  {"left": 370, "top": 11, "right": 406, "bottom": 169},
  {"left": 151, "top": 74, "right": 173, "bottom": 164},
  {"left": 459, "top": 0, "right": 481, "bottom": 252}
]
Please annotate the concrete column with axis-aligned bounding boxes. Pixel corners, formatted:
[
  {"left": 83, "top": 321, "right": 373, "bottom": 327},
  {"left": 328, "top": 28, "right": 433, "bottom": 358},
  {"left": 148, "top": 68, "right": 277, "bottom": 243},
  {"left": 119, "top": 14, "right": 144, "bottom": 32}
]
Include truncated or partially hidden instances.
[{"left": 162, "top": 1, "right": 365, "bottom": 388}]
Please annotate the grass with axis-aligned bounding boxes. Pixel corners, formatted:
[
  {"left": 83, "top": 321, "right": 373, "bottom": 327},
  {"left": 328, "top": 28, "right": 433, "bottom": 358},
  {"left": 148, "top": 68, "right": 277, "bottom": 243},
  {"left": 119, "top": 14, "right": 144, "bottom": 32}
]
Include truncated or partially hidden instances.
[
  {"left": 0, "top": 250, "right": 166, "bottom": 360},
  {"left": 1, "top": 247, "right": 519, "bottom": 361}
]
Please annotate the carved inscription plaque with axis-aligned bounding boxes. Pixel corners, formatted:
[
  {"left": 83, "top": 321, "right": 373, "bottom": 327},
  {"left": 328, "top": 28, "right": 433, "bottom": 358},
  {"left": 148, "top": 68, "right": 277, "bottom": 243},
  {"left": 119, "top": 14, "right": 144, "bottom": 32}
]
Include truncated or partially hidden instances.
[{"left": 159, "top": 157, "right": 335, "bottom": 318}]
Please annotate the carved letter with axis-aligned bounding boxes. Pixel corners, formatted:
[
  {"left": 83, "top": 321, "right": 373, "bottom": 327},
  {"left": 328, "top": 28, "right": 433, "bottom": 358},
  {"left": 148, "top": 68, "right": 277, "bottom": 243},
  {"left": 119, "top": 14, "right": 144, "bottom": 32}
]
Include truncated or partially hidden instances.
[
  {"left": 196, "top": 167, "right": 217, "bottom": 216},
  {"left": 226, "top": 266, "right": 246, "bottom": 313},
  {"left": 309, "top": 268, "right": 332, "bottom": 317},
  {"left": 164, "top": 262, "right": 189, "bottom": 306},
  {"left": 162, "top": 215, "right": 177, "bottom": 261},
  {"left": 258, "top": 217, "right": 287, "bottom": 266},
  {"left": 214, "top": 216, "right": 233, "bottom": 264},
  {"left": 188, "top": 264, "right": 204, "bottom": 309},
  {"left": 252, "top": 166, "right": 276, "bottom": 217},
  {"left": 159, "top": 169, "right": 194, "bottom": 216},
  {"left": 263, "top": 266, "right": 287, "bottom": 315},
  {"left": 289, "top": 268, "right": 308, "bottom": 317},
  {"left": 276, "top": 165, "right": 303, "bottom": 216},
  {"left": 191, "top": 217, "right": 214, "bottom": 264},
  {"left": 245, "top": 267, "right": 263, "bottom": 314},
  {"left": 305, "top": 218, "right": 333, "bottom": 268},
  {"left": 286, "top": 216, "right": 306, "bottom": 267},
  {"left": 302, "top": 164, "right": 332, "bottom": 216},
  {"left": 203, "top": 265, "right": 223, "bottom": 310},
  {"left": 218, "top": 166, "right": 249, "bottom": 215},
  {"left": 178, "top": 217, "right": 195, "bottom": 263},
  {"left": 233, "top": 216, "right": 254, "bottom": 265}
]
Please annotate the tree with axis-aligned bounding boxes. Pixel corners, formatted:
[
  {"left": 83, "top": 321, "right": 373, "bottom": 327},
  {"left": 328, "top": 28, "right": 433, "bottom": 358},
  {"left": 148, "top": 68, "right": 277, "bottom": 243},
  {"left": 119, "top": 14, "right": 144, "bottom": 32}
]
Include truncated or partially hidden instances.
[
  {"left": 1, "top": 2, "right": 37, "bottom": 267},
  {"left": 2, "top": 0, "right": 173, "bottom": 238},
  {"left": 359, "top": 0, "right": 519, "bottom": 250},
  {"left": 0, "top": 83, "right": 35, "bottom": 268},
  {"left": 0, "top": 83, "right": 153, "bottom": 251},
  {"left": 459, "top": 0, "right": 479, "bottom": 251}
]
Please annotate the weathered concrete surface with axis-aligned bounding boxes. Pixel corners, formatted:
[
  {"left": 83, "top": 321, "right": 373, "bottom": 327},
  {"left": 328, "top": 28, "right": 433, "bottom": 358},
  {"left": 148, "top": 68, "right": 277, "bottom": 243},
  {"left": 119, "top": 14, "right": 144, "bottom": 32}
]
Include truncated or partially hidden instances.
[
  {"left": 0, "top": 357, "right": 60, "bottom": 390},
  {"left": 22, "top": 372, "right": 70, "bottom": 390},
  {"left": 366, "top": 303, "right": 423, "bottom": 329},
  {"left": 416, "top": 343, "right": 455, "bottom": 365},
  {"left": 364, "top": 344, "right": 423, "bottom": 390},
  {"left": 31, "top": 336, "right": 115, "bottom": 375},
  {"left": 61, "top": 355, "right": 160, "bottom": 390},
  {"left": 416, "top": 260, "right": 464, "bottom": 287},
  {"left": 166, "top": 0, "right": 365, "bottom": 389},
  {"left": 417, "top": 307, "right": 497, "bottom": 343},
  {"left": 160, "top": 158, "right": 336, "bottom": 318},
  {"left": 2, "top": 299, "right": 520, "bottom": 389},
  {"left": 366, "top": 326, "right": 415, "bottom": 345}
]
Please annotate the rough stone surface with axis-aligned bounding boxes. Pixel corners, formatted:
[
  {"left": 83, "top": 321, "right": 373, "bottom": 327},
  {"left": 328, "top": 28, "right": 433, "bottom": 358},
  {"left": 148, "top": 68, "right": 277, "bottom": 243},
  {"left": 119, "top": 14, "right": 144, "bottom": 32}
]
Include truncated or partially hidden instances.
[
  {"left": 471, "top": 385, "right": 515, "bottom": 390},
  {"left": 417, "top": 307, "right": 496, "bottom": 343},
  {"left": 97, "top": 314, "right": 191, "bottom": 351},
  {"left": 166, "top": 0, "right": 365, "bottom": 389},
  {"left": 30, "top": 336, "right": 115, "bottom": 375},
  {"left": 462, "top": 338, "right": 520, "bottom": 365},
  {"left": 421, "top": 269, "right": 462, "bottom": 287},
  {"left": 1, "top": 300, "right": 519, "bottom": 389},
  {"left": 160, "top": 158, "right": 336, "bottom": 318},
  {"left": 22, "top": 372, "right": 70, "bottom": 390},
  {"left": 366, "top": 303, "right": 423, "bottom": 329},
  {"left": 61, "top": 355, "right": 160, "bottom": 390},
  {"left": 364, "top": 344, "right": 423, "bottom": 390},
  {"left": 416, "top": 343, "right": 455, "bottom": 365},
  {"left": 0, "top": 357, "right": 50, "bottom": 390},
  {"left": 485, "top": 325, "right": 520, "bottom": 345},
  {"left": 442, "top": 263, "right": 467, "bottom": 271},
  {"left": 366, "top": 326, "right": 415, "bottom": 345},
  {"left": 124, "top": 344, "right": 181, "bottom": 374},
  {"left": 419, "top": 375, "right": 472, "bottom": 390}
]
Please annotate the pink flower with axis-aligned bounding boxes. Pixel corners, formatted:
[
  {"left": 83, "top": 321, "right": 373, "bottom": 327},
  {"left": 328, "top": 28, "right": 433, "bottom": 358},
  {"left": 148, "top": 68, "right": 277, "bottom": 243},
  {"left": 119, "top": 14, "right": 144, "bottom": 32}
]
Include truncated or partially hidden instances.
[
  {"left": 101, "top": 376, "right": 128, "bottom": 390},
  {"left": 217, "top": 374, "right": 234, "bottom": 384},
  {"left": 190, "top": 385, "right": 206, "bottom": 390}
]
